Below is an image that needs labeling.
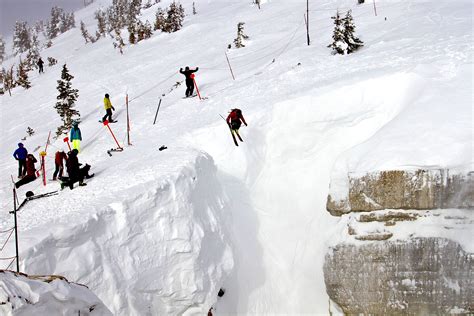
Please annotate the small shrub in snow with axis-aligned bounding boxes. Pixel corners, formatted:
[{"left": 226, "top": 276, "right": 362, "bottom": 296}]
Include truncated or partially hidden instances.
[
  {"left": 95, "top": 10, "right": 108, "bottom": 37},
  {"left": 26, "top": 127, "right": 35, "bottom": 136},
  {"left": 234, "top": 22, "right": 249, "bottom": 48},
  {"left": 2, "top": 66, "right": 16, "bottom": 96},
  {"left": 48, "top": 57, "right": 58, "bottom": 66},
  {"left": 55, "top": 64, "right": 80, "bottom": 136},
  {"left": 113, "top": 29, "right": 126, "bottom": 54}
]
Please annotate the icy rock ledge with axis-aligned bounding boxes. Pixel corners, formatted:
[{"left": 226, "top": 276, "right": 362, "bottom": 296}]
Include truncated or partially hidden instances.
[
  {"left": 0, "top": 270, "right": 112, "bottom": 315},
  {"left": 324, "top": 238, "right": 474, "bottom": 315},
  {"left": 327, "top": 169, "right": 474, "bottom": 216}
]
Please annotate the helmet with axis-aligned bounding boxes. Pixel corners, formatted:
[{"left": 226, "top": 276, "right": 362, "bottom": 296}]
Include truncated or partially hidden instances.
[
  {"left": 105, "top": 93, "right": 109, "bottom": 98},
  {"left": 18, "top": 143, "right": 24, "bottom": 147}
]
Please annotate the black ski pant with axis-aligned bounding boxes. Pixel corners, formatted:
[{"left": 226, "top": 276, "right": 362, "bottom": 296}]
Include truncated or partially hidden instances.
[
  {"left": 185, "top": 79, "right": 194, "bottom": 97},
  {"left": 38, "top": 65, "right": 44, "bottom": 73},
  {"left": 102, "top": 108, "right": 113, "bottom": 122},
  {"left": 53, "top": 164, "right": 64, "bottom": 179},
  {"left": 15, "top": 175, "right": 37, "bottom": 188},
  {"left": 18, "top": 159, "right": 27, "bottom": 178}
]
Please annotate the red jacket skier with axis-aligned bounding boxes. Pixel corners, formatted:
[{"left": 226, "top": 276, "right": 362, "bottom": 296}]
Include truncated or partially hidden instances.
[{"left": 226, "top": 108, "right": 247, "bottom": 131}]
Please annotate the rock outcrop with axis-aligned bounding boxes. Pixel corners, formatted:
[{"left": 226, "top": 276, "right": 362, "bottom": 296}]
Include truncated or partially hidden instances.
[
  {"left": 327, "top": 169, "right": 474, "bottom": 216},
  {"left": 324, "top": 238, "right": 474, "bottom": 315}
]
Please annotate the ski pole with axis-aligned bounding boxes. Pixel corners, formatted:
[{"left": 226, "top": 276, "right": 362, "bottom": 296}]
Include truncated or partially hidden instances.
[
  {"left": 191, "top": 74, "right": 202, "bottom": 100},
  {"left": 103, "top": 120, "right": 122, "bottom": 149},
  {"left": 153, "top": 98, "right": 162, "bottom": 125},
  {"left": 63, "top": 137, "right": 71, "bottom": 151}
]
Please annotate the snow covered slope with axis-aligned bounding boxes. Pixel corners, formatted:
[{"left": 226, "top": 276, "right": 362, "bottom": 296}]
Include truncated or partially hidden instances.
[
  {"left": 0, "top": 270, "right": 112, "bottom": 315},
  {"left": 0, "top": 0, "right": 472, "bottom": 314}
]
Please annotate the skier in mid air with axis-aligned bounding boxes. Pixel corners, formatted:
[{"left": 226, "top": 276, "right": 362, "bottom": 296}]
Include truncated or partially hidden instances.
[
  {"left": 226, "top": 108, "right": 247, "bottom": 146},
  {"left": 179, "top": 66, "right": 199, "bottom": 97}
]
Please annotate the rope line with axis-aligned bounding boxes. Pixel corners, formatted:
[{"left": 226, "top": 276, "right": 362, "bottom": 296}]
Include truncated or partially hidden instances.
[
  {"left": 0, "top": 229, "right": 14, "bottom": 252},
  {"left": 0, "top": 256, "right": 16, "bottom": 260},
  {"left": 6, "top": 258, "right": 15, "bottom": 270},
  {"left": 0, "top": 227, "right": 14, "bottom": 234}
]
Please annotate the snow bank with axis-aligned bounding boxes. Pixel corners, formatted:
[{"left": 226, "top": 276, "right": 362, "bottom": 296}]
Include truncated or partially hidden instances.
[
  {"left": 0, "top": 270, "right": 112, "bottom": 316},
  {"left": 20, "top": 151, "right": 233, "bottom": 315}
]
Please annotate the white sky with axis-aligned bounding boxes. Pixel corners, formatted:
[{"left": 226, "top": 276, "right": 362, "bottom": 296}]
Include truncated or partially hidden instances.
[{"left": 0, "top": 0, "right": 85, "bottom": 36}]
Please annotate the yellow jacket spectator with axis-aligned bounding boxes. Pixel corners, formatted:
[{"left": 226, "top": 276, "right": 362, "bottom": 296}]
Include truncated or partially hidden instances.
[{"left": 102, "top": 93, "right": 116, "bottom": 123}]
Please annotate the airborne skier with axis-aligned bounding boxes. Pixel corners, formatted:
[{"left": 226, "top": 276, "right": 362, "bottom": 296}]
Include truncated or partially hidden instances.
[{"left": 226, "top": 108, "right": 247, "bottom": 146}]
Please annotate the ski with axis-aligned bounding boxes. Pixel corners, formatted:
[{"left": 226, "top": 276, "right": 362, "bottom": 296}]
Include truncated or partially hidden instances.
[
  {"left": 107, "top": 147, "right": 124, "bottom": 157},
  {"left": 231, "top": 130, "right": 239, "bottom": 146},
  {"left": 235, "top": 131, "right": 243, "bottom": 142},
  {"left": 219, "top": 114, "right": 238, "bottom": 146},
  {"left": 99, "top": 120, "right": 118, "bottom": 123}
]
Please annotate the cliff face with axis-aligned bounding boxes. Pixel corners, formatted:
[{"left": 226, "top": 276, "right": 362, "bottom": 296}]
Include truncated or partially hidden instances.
[
  {"left": 324, "top": 238, "right": 473, "bottom": 315},
  {"left": 327, "top": 169, "right": 473, "bottom": 216},
  {"left": 324, "top": 168, "right": 474, "bottom": 314}
]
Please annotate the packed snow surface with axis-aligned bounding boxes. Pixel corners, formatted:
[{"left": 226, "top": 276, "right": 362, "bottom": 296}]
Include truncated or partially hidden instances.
[{"left": 0, "top": 0, "right": 472, "bottom": 314}]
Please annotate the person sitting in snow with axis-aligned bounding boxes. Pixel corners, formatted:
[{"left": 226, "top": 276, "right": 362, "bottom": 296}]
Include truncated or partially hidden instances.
[
  {"left": 15, "top": 154, "right": 38, "bottom": 188},
  {"left": 62, "top": 149, "right": 87, "bottom": 189},
  {"left": 179, "top": 66, "right": 199, "bottom": 97}
]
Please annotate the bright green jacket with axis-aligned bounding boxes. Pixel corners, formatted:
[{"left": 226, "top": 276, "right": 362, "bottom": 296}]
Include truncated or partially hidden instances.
[{"left": 104, "top": 97, "right": 113, "bottom": 110}]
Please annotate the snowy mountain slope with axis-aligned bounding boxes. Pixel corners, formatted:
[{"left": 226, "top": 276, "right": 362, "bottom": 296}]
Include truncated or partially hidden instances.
[{"left": 0, "top": 0, "right": 472, "bottom": 314}]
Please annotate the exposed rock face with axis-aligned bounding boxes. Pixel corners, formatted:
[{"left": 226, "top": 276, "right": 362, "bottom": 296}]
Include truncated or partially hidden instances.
[
  {"left": 327, "top": 169, "right": 474, "bottom": 216},
  {"left": 324, "top": 238, "right": 474, "bottom": 315}
]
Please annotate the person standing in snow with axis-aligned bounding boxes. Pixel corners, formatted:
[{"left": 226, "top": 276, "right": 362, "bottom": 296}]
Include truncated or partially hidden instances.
[
  {"left": 13, "top": 143, "right": 28, "bottom": 178},
  {"left": 102, "top": 93, "right": 116, "bottom": 123},
  {"left": 70, "top": 122, "right": 82, "bottom": 153},
  {"left": 37, "top": 57, "right": 44, "bottom": 74},
  {"left": 15, "top": 154, "right": 38, "bottom": 188},
  {"left": 53, "top": 150, "right": 68, "bottom": 180},
  {"left": 179, "top": 66, "right": 199, "bottom": 97}
]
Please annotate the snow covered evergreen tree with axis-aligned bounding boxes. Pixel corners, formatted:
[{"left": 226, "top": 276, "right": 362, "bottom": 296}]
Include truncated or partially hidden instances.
[
  {"left": 95, "top": 10, "right": 108, "bottom": 37},
  {"left": 0, "top": 36, "right": 5, "bottom": 63},
  {"left": 112, "top": 29, "right": 125, "bottom": 54},
  {"left": 13, "top": 21, "right": 32, "bottom": 55},
  {"left": 59, "top": 12, "right": 75, "bottom": 33},
  {"left": 128, "top": 0, "right": 143, "bottom": 26},
  {"left": 234, "top": 22, "right": 249, "bottom": 48},
  {"left": 26, "top": 33, "right": 41, "bottom": 69},
  {"left": 128, "top": 23, "right": 137, "bottom": 44},
  {"left": 55, "top": 64, "right": 80, "bottom": 136},
  {"left": 16, "top": 60, "right": 31, "bottom": 89},
  {"left": 154, "top": 8, "right": 166, "bottom": 30},
  {"left": 80, "top": 21, "right": 91, "bottom": 43},
  {"left": 2, "top": 66, "right": 16, "bottom": 96},
  {"left": 163, "top": 1, "right": 185, "bottom": 33},
  {"left": 327, "top": 11, "right": 346, "bottom": 55},
  {"left": 46, "top": 7, "right": 62, "bottom": 39},
  {"left": 193, "top": 2, "right": 197, "bottom": 15},
  {"left": 343, "top": 10, "right": 364, "bottom": 54}
]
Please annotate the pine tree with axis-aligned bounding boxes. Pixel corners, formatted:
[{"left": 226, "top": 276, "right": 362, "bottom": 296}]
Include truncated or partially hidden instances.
[
  {"left": 143, "top": 21, "right": 153, "bottom": 39},
  {"left": 16, "top": 60, "right": 31, "bottom": 89},
  {"left": 128, "top": 0, "right": 143, "bottom": 26},
  {"left": 80, "top": 21, "right": 91, "bottom": 43},
  {"left": 327, "top": 11, "right": 346, "bottom": 55},
  {"left": 13, "top": 21, "right": 32, "bottom": 55},
  {"left": 136, "top": 21, "right": 145, "bottom": 42},
  {"left": 26, "top": 33, "right": 40, "bottom": 69},
  {"left": 3, "top": 66, "right": 16, "bottom": 96},
  {"left": 55, "top": 64, "right": 80, "bottom": 136},
  {"left": 343, "top": 10, "right": 363, "bottom": 54},
  {"left": 95, "top": 10, "right": 107, "bottom": 37},
  {"left": 234, "top": 22, "right": 249, "bottom": 48},
  {"left": 0, "top": 36, "right": 5, "bottom": 64},
  {"left": 113, "top": 29, "right": 125, "bottom": 54},
  {"left": 128, "top": 23, "right": 137, "bottom": 44},
  {"left": 154, "top": 8, "right": 166, "bottom": 30},
  {"left": 47, "top": 6, "right": 62, "bottom": 39},
  {"left": 193, "top": 2, "right": 197, "bottom": 15},
  {"left": 164, "top": 1, "right": 185, "bottom": 33}
]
